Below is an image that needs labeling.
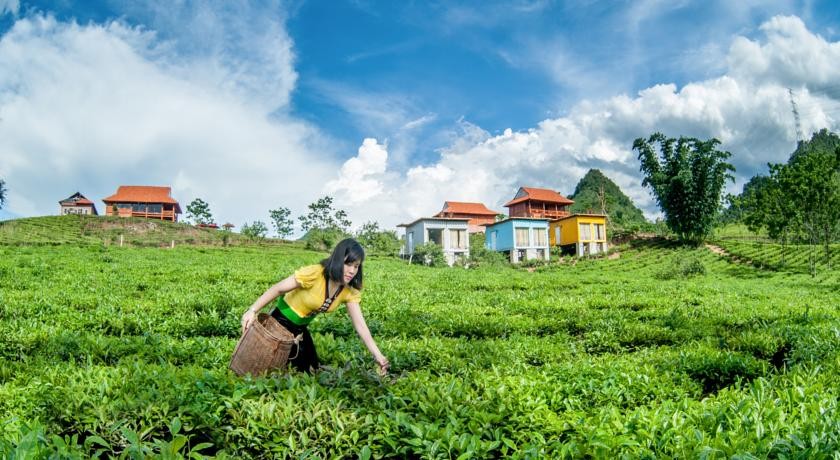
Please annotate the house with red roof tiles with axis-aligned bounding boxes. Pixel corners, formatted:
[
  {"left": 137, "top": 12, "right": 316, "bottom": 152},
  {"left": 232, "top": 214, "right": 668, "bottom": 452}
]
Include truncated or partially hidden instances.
[
  {"left": 504, "top": 186, "right": 573, "bottom": 220},
  {"left": 433, "top": 201, "right": 500, "bottom": 233},
  {"left": 59, "top": 192, "right": 98, "bottom": 216},
  {"left": 102, "top": 186, "right": 182, "bottom": 221}
]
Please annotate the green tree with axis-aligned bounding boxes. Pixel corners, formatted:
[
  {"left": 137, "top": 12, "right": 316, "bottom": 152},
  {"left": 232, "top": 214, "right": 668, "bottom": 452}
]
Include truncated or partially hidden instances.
[
  {"left": 741, "top": 129, "right": 840, "bottom": 271},
  {"left": 787, "top": 129, "right": 840, "bottom": 267},
  {"left": 633, "top": 133, "right": 735, "bottom": 244},
  {"left": 0, "top": 178, "right": 6, "bottom": 210},
  {"left": 298, "top": 196, "right": 351, "bottom": 233},
  {"left": 241, "top": 221, "right": 268, "bottom": 240},
  {"left": 355, "top": 221, "right": 400, "bottom": 256},
  {"left": 186, "top": 198, "right": 213, "bottom": 225},
  {"left": 269, "top": 207, "right": 294, "bottom": 239}
]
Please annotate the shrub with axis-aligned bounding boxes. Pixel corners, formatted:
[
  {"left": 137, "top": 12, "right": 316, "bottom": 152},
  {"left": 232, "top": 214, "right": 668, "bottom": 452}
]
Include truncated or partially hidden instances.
[
  {"left": 411, "top": 242, "right": 446, "bottom": 266},
  {"left": 468, "top": 245, "right": 508, "bottom": 267},
  {"left": 657, "top": 255, "right": 707, "bottom": 279},
  {"left": 355, "top": 222, "right": 400, "bottom": 256},
  {"left": 304, "top": 228, "right": 349, "bottom": 251}
]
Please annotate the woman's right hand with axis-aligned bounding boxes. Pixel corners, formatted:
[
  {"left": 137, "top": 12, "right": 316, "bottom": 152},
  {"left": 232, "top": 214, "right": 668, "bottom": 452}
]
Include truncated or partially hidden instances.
[{"left": 241, "top": 309, "right": 257, "bottom": 334}]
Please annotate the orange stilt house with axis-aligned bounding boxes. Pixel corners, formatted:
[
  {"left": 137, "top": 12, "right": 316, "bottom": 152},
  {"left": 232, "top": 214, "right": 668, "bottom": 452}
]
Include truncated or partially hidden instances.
[
  {"left": 102, "top": 186, "right": 182, "bottom": 221},
  {"left": 434, "top": 201, "right": 500, "bottom": 233},
  {"left": 504, "top": 186, "right": 573, "bottom": 219}
]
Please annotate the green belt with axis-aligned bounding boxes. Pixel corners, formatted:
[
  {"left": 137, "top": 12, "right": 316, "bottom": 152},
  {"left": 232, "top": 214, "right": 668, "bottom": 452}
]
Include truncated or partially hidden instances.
[{"left": 275, "top": 297, "right": 314, "bottom": 326}]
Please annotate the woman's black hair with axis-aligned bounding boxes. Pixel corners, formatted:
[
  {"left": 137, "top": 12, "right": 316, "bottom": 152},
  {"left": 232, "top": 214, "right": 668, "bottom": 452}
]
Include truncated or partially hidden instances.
[{"left": 320, "top": 238, "right": 365, "bottom": 289}]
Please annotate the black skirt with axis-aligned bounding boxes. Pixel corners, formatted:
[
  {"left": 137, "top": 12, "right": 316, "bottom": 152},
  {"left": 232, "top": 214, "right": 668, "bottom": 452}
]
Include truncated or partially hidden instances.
[{"left": 270, "top": 308, "right": 320, "bottom": 373}]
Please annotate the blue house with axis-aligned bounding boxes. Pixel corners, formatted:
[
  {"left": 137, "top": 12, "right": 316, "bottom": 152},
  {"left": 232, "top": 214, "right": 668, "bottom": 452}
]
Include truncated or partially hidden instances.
[{"left": 484, "top": 218, "right": 550, "bottom": 263}]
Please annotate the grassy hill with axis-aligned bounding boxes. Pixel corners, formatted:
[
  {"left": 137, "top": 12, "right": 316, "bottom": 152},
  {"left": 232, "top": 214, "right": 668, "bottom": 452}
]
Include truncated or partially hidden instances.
[
  {"left": 569, "top": 169, "right": 648, "bottom": 228},
  {"left": 0, "top": 215, "right": 292, "bottom": 247},
  {"left": 1, "top": 219, "right": 839, "bottom": 456}
]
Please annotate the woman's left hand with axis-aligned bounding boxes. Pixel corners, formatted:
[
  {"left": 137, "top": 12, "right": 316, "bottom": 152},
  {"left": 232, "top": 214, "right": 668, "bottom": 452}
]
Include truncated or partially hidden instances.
[{"left": 375, "top": 355, "right": 390, "bottom": 376}]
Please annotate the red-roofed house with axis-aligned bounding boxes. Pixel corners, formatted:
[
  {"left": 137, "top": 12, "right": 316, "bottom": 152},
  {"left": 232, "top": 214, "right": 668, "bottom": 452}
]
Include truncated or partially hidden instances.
[
  {"left": 102, "top": 186, "right": 182, "bottom": 221},
  {"left": 59, "top": 192, "right": 98, "bottom": 216},
  {"left": 504, "top": 186, "right": 574, "bottom": 220},
  {"left": 433, "top": 201, "right": 500, "bottom": 233}
]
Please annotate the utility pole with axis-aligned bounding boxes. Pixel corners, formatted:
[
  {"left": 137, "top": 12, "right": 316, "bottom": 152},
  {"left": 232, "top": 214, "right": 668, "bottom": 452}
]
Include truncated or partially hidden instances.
[{"left": 787, "top": 87, "right": 803, "bottom": 143}]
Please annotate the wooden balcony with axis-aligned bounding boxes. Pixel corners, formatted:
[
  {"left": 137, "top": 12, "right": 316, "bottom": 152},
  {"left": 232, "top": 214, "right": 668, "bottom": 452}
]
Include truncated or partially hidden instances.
[
  {"left": 527, "top": 209, "right": 570, "bottom": 220},
  {"left": 108, "top": 208, "right": 177, "bottom": 221}
]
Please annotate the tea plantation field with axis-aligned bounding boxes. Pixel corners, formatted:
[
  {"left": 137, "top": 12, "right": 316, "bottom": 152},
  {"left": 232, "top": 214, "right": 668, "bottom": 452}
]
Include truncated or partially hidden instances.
[{"left": 1, "top": 222, "right": 839, "bottom": 458}]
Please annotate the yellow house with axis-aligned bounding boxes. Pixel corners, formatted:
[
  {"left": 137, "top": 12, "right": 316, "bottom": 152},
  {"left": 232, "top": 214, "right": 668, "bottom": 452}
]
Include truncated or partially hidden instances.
[{"left": 549, "top": 214, "right": 608, "bottom": 256}]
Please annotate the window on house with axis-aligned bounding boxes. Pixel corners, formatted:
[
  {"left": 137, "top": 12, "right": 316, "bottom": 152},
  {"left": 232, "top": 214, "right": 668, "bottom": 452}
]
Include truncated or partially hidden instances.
[
  {"left": 594, "top": 223, "right": 604, "bottom": 240},
  {"left": 148, "top": 204, "right": 162, "bottom": 213},
  {"left": 534, "top": 228, "right": 547, "bottom": 246},
  {"left": 515, "top": 227, "right": 530, "bottom": 246},
  {"left": 450, "top": 229, "right": 467, "bottom": 249},
  {"left": 117, "top": 203, "right": 132, "bottom": 209},
  {"left": 428, "top": 228, "right": 443, "bottom": 246},
  {"left": 516, "top": 249, "right": 527, "bottom": 261},
  {"left": 579, "top": 223, "right": 592, "bottom": 241}
]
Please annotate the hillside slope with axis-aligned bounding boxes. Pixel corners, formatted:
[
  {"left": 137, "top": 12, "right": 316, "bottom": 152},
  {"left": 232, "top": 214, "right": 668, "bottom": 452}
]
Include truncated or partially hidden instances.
[
  {"left": 0, "top": 215, "right": 279, "bottom": 247},
  {"left": 569, "top": 169, "right": 648, "bottom": 228}
]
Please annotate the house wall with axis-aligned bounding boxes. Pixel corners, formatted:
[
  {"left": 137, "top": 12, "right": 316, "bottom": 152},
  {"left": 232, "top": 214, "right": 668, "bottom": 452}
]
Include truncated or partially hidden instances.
[
  {"left": 485, "top": 219, "right": 550, "bottom": 262},
  {"left": 549, "top": 216, "right": 608, "bottom": 256},
  {"left": 61, "top": 205, "right": 93, "bottom": 215},
  {"left": 457, "top": 214, "right": 496, "bottom": 231},
  {"left": 402, "top": 219, "right": 470, "bottom": 265}
]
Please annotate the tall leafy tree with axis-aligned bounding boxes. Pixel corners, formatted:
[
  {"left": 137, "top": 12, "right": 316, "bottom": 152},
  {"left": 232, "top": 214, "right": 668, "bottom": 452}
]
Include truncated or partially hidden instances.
[
  {"left": 269, "top": 207, "right": 294, "bottom": 239},
  {"left": 634, "top": 133, "right": 735, "bottom": 244},
  {"left": 0, "top": 178, "right": 6, "bottom": 210},
  {"left": 241, "top": 221, "right": 268, "bottom": 240},
  {"left": 298, "top": 196, "right": 351, "bottom": 233},
  {"left": 186, "top": 198, "right": 213, "bottom": 225}
]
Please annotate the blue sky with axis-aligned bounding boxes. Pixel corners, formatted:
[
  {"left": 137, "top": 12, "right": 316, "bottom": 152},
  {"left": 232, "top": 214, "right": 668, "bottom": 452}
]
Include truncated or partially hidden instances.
[{"left": 1, "top": 1, "right": 840, "bottom": 232}]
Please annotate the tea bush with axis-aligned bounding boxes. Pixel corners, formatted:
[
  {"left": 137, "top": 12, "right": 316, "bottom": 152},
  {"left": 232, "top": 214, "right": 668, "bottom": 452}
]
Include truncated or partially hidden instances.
[{"left": 0, "top": 230, "right": 838, "bottom": 457}]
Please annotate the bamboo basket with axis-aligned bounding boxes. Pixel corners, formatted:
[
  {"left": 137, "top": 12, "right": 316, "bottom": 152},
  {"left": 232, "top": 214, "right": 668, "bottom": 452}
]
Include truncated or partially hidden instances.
[{"left": 229, "top": 313, "right": 302, "bottom": 376}]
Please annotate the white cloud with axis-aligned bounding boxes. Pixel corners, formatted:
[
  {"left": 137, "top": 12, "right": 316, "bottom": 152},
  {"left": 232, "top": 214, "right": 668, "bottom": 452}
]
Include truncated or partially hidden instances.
[
  {"left": 326, "top": 138, "right": 389, "bottom": 206},
  {"left": 0, "top": 14, "right": 334, "bottom": 229},
  {"left": 327, "top": 15, "right": 840, "bottom": 229},
  {"left": 0, "top": 0, "right": 17, "bottom": 16},
  {"left": 116, "top": 0, "right": 298, "bottom": 113}
]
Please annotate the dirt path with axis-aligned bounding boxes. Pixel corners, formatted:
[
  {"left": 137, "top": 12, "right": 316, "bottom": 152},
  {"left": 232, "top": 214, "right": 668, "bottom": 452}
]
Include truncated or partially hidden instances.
[
  {"left": 705, "top": 243, "right": 728, "bottom": 256},
  {"left": 706, "top": 243, "right": 754, "bottom": 266}
]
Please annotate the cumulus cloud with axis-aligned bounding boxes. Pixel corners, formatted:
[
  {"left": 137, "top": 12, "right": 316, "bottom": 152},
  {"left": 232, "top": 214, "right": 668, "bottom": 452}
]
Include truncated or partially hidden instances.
[
  {"left": 0, "top": 14, "right": 334, "bottom": 227},
  {"left": 326, "top": 138, "right": 389, "bottom": 206},
  {"left": 328, "top": 15, "right": 840, "bottom": 229}
]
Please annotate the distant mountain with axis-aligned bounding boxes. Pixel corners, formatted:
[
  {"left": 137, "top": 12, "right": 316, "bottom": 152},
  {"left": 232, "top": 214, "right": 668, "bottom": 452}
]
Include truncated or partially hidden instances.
[{"left": 568, "top": 169, "right": 648, "bottom": 227}]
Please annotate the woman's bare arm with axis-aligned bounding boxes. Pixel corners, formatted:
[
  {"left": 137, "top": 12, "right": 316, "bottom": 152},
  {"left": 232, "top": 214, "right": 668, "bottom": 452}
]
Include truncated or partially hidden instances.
[
  {"left": 241, "top": 275, "right": 300, "bottom": 333},
  {"left": 346, "top": 302, "right": 389, "bottom": 375}
]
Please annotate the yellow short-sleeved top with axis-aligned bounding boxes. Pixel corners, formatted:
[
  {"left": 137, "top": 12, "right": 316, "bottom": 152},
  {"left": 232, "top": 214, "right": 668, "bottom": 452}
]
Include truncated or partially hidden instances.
[{"left": 282, "top": 264, "right": 362, "bottom": 319}]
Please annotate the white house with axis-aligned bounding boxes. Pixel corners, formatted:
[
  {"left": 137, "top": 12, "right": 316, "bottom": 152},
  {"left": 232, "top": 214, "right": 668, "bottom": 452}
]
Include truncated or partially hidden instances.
[
  {"left": 398, "top": 217, "right": 470, "bottom": 266},
  {"left": 59, "top": 192, "right": 98, "bottom": 216}
]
